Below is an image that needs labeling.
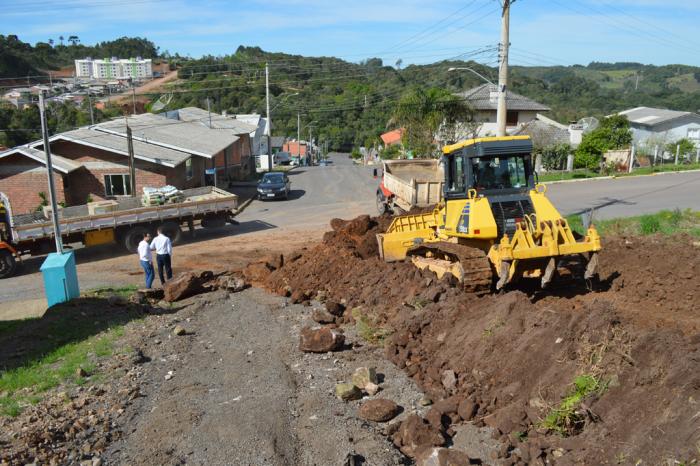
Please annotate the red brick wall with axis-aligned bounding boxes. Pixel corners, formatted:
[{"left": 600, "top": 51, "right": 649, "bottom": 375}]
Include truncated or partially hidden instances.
[
  {"left": 0, "top": 154, "right": 67, "bottom": 214},
  {"left": 283, "top": 141, "right": 307, "bottom": 156}
]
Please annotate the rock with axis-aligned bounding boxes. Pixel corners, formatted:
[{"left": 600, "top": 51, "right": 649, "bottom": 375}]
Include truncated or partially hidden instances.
[
  {"left": 425, "top": 407, "right": 446, "bottom": 431},
  {"left": 393, "top": 414, "right": 446, "bottom": 458},
  {"left": 433, "top": 396, "right": 460, "bottom": 415},
  {"left": 414, "top": 447, "right": 472, "bottom": 466},
  {"left": 92, "top": 458, "right": 103, "bottom": 466},
  {"left": 441, "top": 370, "right": 457, "bottom": 391},
  {"left": 163, "top": 270, "right": 214, "bottom": 302},
  {"left": 419, "top": 396, "right": 433, "bottom": 406},
  {"left": 217, "top": 275, "right": 247, "bottom": 293},
  {"left": 351, "top": 367, "right": 378, "bottom": 389},
  {"left": 457, "top": 399, "right": 478, "bottom": 421},
  {"left": 129, "top": 291, "right": 146, "bottom": 305},
  {"left": 365, "top": 382, "right": 380, "bottom": 396},
  {"left": 139, "top": 288, "right": 165, "bottom": 300},
  {"left": 316, "top": 290, "right": 328, "bottom": 302},
  {"left": 336, "top": 383, "right": 362, "bottom": 401},
  {"left": 299, "top": 326, "right": 345, "bottom": 353},
  {"left": 131, "top": 348, "right": 150, "bottom": 365},
  {"left": 173, "top": 325, "right": 187, "bottom": 336},
  {"left": 290, "top": 289, "right": 312, "bottom": 304},
  {"left": 164, "top": 371, "right": 174, "bottom": 380},
  {"left": 76, "top": 367, "right": 88, "bottom": 378},
  {"left": 244, "top": 261, "right": 274, "bottom": 283},
  {"left": 312, "top": 308, "right": 336, "bottom": 324},
  {"left": 358, "top": 399, "right": 401, "bottom": 422},
  {"left": 107, "top": 295, "right": 127, "bottom": 306},
  {"left": 325, "top": 301, "right": 345, "bottom": 316}
]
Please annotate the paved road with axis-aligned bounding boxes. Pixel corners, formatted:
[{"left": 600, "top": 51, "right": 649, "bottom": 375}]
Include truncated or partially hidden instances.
[
  {"left": 546, "top": 171, "right": 700, "bottom": 219},
  {"left": 0, "top": 154, "right": 697, "bottom": 310}
]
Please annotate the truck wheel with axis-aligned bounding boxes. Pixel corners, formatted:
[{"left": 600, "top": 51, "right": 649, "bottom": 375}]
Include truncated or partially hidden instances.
[
  {"left": 376, "top": 192, "right": 387, "bottom": 215},
  {"left": 0, "top": 249, "right": 17, "bottom": 279},
  {"left": 201, "top": 214, "right": 226, "bottom": 229},
  {"left": 123, "top": 225, "right": 149, "bottom": 253},
  {"left": 159, "top": 221, "right": 182, "bottom": 244}
]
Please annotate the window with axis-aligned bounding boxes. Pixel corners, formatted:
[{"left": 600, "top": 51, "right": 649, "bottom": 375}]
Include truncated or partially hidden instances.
[
  {"left": 688, "top": 128, "right": 700, "bottom": 141},
  {"left": 446, "top": 153, "right": 466, "bottom": 194},
  {"left": 185, "top": 158, "right": 193, "bottom": 180},
  {"left": 471, "top": 155, "right": 528, "bottom": 190},
  {"left": 506, "top": 111, "right": 519, "bottom": 126},
  {"left": 104, "top": 174, "right": 131, "bottom": 196}
]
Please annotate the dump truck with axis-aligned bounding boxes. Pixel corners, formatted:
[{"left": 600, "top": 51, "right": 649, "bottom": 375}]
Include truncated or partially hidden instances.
[
  {"left": 0, "top": 186, "right": 238, "bottom": 279},
  {"left": 376, "top": 159, "right": 444, "bottom": 214},
  {"left": 377, "top": 136, "right": 601, "bottom": 293}
]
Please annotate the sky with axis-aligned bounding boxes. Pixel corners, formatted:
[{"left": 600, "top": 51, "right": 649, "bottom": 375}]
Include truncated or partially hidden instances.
[{"left": 2, "top": 0, "right": 699, "bottom": 67}]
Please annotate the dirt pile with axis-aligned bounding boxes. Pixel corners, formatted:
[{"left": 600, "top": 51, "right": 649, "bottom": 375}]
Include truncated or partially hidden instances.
[{"left": 261, "top": 214, "right": 700, "bottom": 464}]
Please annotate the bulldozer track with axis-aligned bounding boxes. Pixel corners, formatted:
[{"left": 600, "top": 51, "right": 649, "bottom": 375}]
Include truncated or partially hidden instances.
[{"left": 407, "top": 242, "right": 493, "bottom": 295}]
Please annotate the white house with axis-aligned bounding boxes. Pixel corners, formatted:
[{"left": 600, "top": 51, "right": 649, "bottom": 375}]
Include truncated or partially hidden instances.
[
  {"left": 233, "top": 113, "right": 267, "bottom": 156},
  {"left": 617, "top": 106, "right": 700, "bottom": 147},
  {"left": 75, "top": 57, "right": 153, "bottom": 80}
]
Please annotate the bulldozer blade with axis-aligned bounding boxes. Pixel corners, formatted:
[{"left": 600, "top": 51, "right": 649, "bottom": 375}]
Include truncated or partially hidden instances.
[
  {"left": 411, "top": 256, "right": 464, "bottom": 282},
  {"left": 541, "top": 257, "right": 556, "bottom": 289},
  {"left": 496, "top": 261, "right": 510, "bottom": 290},
  {"left": 584, "top": 252, "right": 599, "bottom": 280}
]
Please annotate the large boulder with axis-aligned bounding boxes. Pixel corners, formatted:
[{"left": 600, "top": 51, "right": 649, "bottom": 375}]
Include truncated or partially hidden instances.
[
  {"left": 392, "top": 414, "right": 446, "bottom": 458},
  {"left": 351, "top": 367, "right": 378, "bottom": 390},
  {"left": 335, "top": 383, "right": 362, "bottom": 401},
  {"left": 164, "top": 271, "right": 214, "bottom": 302},
  {"left": 414, "top": 447, "right": 472, "bottom": 466},
  {"left": 217, "top": 274, "right": 247, "bottom": 293},
  {"left": 358, "top": 399, "right": 401, "bottom": 422},
  {"left": 298, "top": 326, "right": 345, "bottom": 353}
]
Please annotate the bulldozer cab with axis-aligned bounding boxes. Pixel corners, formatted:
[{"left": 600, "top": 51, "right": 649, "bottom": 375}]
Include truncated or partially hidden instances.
[{"left": 442, "top": 136, "right": 535, "bottom": 199}]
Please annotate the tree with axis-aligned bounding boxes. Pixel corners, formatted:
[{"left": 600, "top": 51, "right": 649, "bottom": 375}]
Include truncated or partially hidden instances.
[
  {"left": 574, "top": 115, "right": 632, "bottom": 169},
  {"left": 392, "top": 87, "right": 473, "bottom": 158},
  {"left": 665, "top": 138, "right": 696, "bottom": 159},
  {"left": 68, "top": 35, "right": 80, "bottom": 46},
  {"left": 59, "top": 35, "right": 64, "bottom": 46},
  {"left": 395, "top": 58, "right": 403, "bottom": 70},
  {"left": 48, "top": 38, "right": 54, "bottom": 47}
]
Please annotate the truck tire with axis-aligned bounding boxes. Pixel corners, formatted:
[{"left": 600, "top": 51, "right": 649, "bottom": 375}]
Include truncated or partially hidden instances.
[
  {"left": 201, "top": 214, "right": 226, "bottom": 229},
  {"left": 0, "top": 249, "right": 17, "bottom": 279},
  {"left": 123, "top": 225, "right": 149, "bottom": 253},
  {"left": 376, "top": 191, "right": 387, "bottom": 215},
  {"left": 158, "top": 221, "right": 182, "bottom": 244}
]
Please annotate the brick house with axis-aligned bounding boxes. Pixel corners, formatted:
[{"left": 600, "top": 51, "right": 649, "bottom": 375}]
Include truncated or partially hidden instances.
[
  {"left": 283, "top": 140, "right": 308, "bottom": 157},
  {"left": 0, "top": 110, "right": 248, "bottom": 214}
]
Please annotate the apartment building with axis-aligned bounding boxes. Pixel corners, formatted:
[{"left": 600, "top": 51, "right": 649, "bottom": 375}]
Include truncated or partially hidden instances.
[{"left": 74, "top": 57, "right": 153, "bottom": 80}]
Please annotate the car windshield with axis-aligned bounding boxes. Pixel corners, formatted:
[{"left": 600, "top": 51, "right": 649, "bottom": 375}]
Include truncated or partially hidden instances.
[
  {"left": 471, "top": 155, "right": 528, "bottom": 190},
  {"left": 261, "top": 174, "right": 285, "bottom": 184}
]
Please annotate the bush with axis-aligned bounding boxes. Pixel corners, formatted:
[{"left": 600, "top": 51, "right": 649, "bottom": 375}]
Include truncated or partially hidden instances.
[
  {"left": 380, "top": 144, "right": 401, "bottom": 159},
  {"left": 350, "top": 148, "right": 362, "bottom": 160},
  {"left": 539, "top": 143, "right": 571, "bottom": 170},
  {"left": 575, "top": 115, "right": 632, "bottom": 170},
  {"left": 639, "top": 214, "right": 661, "bottom": 234},
  {"left": 665, "top": 138, "right": 696, "bottom": 159}
]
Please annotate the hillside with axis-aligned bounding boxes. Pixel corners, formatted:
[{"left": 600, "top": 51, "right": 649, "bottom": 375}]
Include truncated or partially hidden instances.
[{"left": 158, "top": 46, "right": 700, "bottom": 150}]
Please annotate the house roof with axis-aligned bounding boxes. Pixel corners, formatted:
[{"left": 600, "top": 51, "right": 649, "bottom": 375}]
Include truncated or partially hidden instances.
[
  {"left": 94, "top": 113, "right": 240, "bottom": 158},
  {"left": 0, "top": 146, "right": 82, "bottom": 174},
  {"left": 617, "top": 106, "right": 700, "bottom": 128},
  {"left": 49, "top": 128, "right": 191, "bottom": 167},
  {"left": 381, "top": 129, "right": 404, "bottom": 145},
  {"left": 512, "top": 119, "right": 570, "bottom": 148},
  {"left": 270, "top": 136, "right": 285, "bottom": 148},
  {"left": 174, "top": 107, "right": 257, "bottom": 134},
  {"left": 455, "top": 84, "right": 550, "bottom": 112}
]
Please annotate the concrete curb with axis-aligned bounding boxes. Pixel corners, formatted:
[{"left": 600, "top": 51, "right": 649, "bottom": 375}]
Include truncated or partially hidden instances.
[
  {"left": 542, "top": 168, "right": 700, "bottom": 185},
  {"left": 232, "top": 197, "right": 254, "bottom": 216}
]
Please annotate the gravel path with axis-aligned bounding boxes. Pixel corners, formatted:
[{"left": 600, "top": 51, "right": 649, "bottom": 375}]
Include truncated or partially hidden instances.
[{"left": 105, "top": 288, "right": 428, "bottom": 465}]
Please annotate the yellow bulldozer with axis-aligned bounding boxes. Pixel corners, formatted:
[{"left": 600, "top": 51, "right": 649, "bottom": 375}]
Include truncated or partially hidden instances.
[{"left": 376, "top": 136, "right": 601, "bottom": 293}]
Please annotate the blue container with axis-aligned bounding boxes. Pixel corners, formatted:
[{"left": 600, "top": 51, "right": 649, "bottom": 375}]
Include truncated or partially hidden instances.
[{"left": 40, "top": 252, "right": 80, "bottom": 307}]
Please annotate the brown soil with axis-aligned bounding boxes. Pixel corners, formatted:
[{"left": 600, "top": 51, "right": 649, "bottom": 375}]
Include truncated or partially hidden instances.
[{"left": 263, "top": 215, "right": 700, "bottom": 464}]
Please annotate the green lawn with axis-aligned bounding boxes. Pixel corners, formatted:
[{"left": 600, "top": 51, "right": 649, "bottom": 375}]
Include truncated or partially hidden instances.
[
  {"left": 567, "top": 209, "right": 700, "bottom": 238},
  {"left": 0, "top": 286, "right": 140, "bottom": 417}
]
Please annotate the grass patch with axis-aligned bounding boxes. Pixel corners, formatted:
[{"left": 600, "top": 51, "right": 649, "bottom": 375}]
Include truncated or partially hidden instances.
[
  {"left": 351, "top": 308, "right": 391, "bottom": 345},
  {"left": 539, "top": 163, "right": 700, "bottom": 183},
  {"left": 86, "top": 285, "right": 138, "bottom": 299},
  {"left": 567, "top": 209, "right": 700, "bottom": 238},
  {"left": 0, "top": 324, "right": 126, "bottom": 416},
  {"left": 541, "top": 374, "right": 606, "bottom": 436}
]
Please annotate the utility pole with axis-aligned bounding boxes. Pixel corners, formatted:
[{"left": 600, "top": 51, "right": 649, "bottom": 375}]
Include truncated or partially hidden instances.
[
  {"left": 38, "top": 91, "right": 64, "bottom": 254},
  {"left": 297, "top": 112, "right": 301, "bottom": 163},
  {"left": 87, "top": 89, "right": 94, "bottom": 125},
  {"left": 206, "top": 97, "right": 212, "bottom": 128},
  {"left": 265, "top": 63, "right": 272, "bottom": 172},
  {"left": 131, "top": 87, "right": 136, "bottom": 115},
  {"left": 126, "top": 117, "right": 136, "bottom": 197},
  {"left": 496, "top": 0, "right": 513, "bottom": 137}
]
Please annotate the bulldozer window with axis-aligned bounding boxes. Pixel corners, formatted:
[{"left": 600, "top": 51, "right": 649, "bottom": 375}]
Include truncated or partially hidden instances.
[
  {"left": 471, "top": 155, "right": 528, "bottom": 190},
  {"left": 447, "top": 153, "right": 466, "bottom": 194}
]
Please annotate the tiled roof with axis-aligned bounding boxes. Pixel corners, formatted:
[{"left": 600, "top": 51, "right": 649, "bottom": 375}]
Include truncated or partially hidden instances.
[
  {"left": 513, "top": 120, "right": 570, "bottom": 147},
  {"left": 0, "top": 146, "right": 82, "bottom": 174},
  {"left": 51, "top": 128, "right": 191, "bottom": 167},
  {"left": 617, "top": 106, "right": 700, "bottom": 127},
  {"left": 95, "top": 113, "right": 239, "bottom": 158},
  {"left": 381, "top": 128, "right": 404, "bottom": 145},
  {"left": 455, "top": 84, "right": 550, "bottom": 112},
  {"left": 270, "top": 136, "right": 285, "bottom": 148}
]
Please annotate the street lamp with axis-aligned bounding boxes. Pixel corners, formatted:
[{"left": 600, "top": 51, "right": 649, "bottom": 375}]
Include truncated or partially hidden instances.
[{"left": 447, "top": 66, "right": 495, "bottom": 86}]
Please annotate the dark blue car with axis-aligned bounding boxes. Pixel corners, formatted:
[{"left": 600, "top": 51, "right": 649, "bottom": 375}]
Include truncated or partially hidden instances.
[{"left": 257, "top": 172, "right": 291, "bottom": 200}]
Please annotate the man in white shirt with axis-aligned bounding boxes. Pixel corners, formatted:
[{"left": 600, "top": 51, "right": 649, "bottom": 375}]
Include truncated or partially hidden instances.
[
  {"left": 137, "top": 232, "right": 154, "bottom": 289},
  {"left": 150, "top": 226, "right": 173, "bottom": 285}
]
